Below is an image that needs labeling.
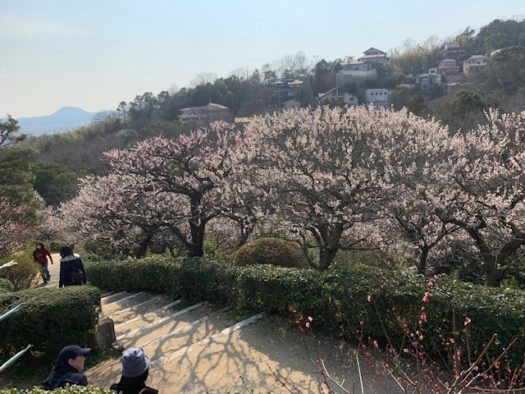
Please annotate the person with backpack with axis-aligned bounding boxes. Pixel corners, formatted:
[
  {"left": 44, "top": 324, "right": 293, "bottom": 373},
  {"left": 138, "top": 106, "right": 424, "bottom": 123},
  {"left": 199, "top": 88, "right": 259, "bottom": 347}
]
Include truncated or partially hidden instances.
[
  {"left": 33, "top": 242, "right": 53, "bottom": 285},
  {"left": 110, "top": 347, "right": 158, "bottom": 394},
  {"left": 42, "top": 345, "right": 90, "bottom": 390},
  {"left": 59, "top": 245, "right": 86, "bottom": 287}
]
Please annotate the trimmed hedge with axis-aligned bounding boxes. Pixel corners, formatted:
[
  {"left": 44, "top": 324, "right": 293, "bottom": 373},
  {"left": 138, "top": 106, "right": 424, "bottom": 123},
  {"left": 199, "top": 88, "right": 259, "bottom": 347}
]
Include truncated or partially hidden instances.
[
  {"left": 0, "top": 286, "right": 101, "bottom": 359},
  {"left": 0, "top": 388, "right": 112, "bottom": 394},
  {"left": 0, "top": 278, "right": 14, "bottom": 293},
  {"left": 85, "top": 257, "right": 525, "bottom": 368},
  {"left": 233, "top": 237, "right": 309, "bottom": 268}
]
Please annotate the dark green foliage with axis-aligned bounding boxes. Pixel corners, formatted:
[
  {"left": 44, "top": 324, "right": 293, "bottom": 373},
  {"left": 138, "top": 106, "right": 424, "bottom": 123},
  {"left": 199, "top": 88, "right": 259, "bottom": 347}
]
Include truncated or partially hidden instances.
[
  {"left": 0, "top": 147, "right": 39, "bottom": 221},
  {"left": 85, "top": 256, "right": 182, "bottom": 297},
  {"left": 31, "top": 162, "right": 78, "bottom": 206},
  {"left": 0, "top": 278, "right": 14, "bottom": 292},
  {"left": 233, "top": 237, "right": 309, "bottom": 269},
  {"left": 0, "top": 286, "right": 100, "bottom": 359},
  {"left": 485, "top": 46, "right": 525, "bottom": 94},
  {"left": 86, "top": 257, "right": 525, "bottom": 368}
]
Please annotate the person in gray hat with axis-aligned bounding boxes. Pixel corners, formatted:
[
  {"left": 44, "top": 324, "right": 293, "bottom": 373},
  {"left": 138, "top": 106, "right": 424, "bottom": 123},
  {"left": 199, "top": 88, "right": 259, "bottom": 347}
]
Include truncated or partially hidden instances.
[
  {"left": 110, "top": 347, "right": 158, "bottom": 394},
  {"left": 42, "top": 345, "right": 90, "bottom": 390}
]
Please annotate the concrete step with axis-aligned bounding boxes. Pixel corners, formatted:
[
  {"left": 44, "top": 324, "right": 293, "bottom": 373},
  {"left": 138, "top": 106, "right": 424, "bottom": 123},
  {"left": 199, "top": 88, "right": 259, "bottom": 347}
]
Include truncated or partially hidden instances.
[
  {"left": 101, "top": 291, "right": 129, "bottom": 305},
  {"left": 116, "top": 302, "right": 209, "bottom": 347},
  {"left": 102, "top": 292, "right": 152, "bottom": 316},
  {"left": 139, "top": 308, "right": 237, "bottom": 357},
  {"left": 106, "top": 295, "right": 169, "bottom": 325},
  {"left": 113, "top": 299, "right": 181, "bottom": 333}
]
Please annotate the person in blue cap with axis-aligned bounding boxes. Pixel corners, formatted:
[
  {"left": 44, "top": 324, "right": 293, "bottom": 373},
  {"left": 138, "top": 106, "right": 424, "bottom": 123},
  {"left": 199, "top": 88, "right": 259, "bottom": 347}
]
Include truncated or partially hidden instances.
[
  {"left": 42, "top": 345, "right": 90, "bottom": 390},
  {"left": 110, "top": 347, "right": 158, "bottom": 394}
]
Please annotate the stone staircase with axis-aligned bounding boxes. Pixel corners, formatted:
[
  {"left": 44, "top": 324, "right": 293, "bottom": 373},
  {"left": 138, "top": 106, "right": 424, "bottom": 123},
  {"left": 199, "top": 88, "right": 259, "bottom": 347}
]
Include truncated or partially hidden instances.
[{"left": 85, "top": 291, "right": 393, "bottom": 393}]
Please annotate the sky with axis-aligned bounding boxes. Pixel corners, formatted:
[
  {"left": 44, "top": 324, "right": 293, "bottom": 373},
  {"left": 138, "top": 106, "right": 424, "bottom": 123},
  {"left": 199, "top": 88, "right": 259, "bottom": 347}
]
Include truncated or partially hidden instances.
[{"left": 1, "top": 0, "right": 524, "bottom": 117}]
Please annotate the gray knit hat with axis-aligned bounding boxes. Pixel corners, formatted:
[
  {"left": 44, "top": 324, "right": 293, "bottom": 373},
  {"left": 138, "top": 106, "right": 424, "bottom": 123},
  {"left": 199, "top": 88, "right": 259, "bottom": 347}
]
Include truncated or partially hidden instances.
[{"left": 121, "top": 347, "right": 150, "bottom": 378}]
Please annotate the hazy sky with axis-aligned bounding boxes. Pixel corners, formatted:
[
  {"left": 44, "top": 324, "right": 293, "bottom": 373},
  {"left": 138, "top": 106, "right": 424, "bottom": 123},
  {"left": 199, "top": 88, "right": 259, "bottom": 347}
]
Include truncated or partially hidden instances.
[{"left": 1, "top": 0, "right": 523, "bottom": 117}]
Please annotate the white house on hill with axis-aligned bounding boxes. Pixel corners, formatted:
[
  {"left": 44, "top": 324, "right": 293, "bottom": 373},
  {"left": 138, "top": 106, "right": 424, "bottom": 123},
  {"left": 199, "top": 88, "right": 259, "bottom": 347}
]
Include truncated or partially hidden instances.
[
  {"left": 179, "top": 103, "right": 232, "bottom": 126},
  {"left": 358, "top": 47, "right": 391, "bottom": 67},
  {"left": 336, "top": 62, "right": 377, "bottom": 87},
  {"left": 365, "top": 88, "right": 391, "bottom": 106},
  {"left": 318, "top": 88, "right": 358, "bottom": 106}
]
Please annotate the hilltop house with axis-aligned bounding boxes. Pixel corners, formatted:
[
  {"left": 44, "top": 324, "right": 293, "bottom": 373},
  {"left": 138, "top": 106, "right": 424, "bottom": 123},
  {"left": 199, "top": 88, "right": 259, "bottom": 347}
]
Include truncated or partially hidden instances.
[
  {"left": 365, "top": 88, "right": 391, "bottom": 106},
  {"left": 318, "top": 88, "right": 358, "bottom": 106},
  {"left": 463, "top": 55, "right": 488, "bottom": 76},
  {"left": 438, "top": 59, "right": 460, "bottom": 74},
  {"left": 442, "top": 41, "right": 465, "bottom": 59},
  {"left": 358, "top": 47, "right": 391, "bottom": 67},
  {"left": 270, "top": 78, "right": 304, "bottom": 108},
  {"left": 336, "top": 61, "right": 377, "bottom": 87},
  {"left": 179, "top": 103, "right": 232, "bottom": 126},
  {"left": 415, "top": 68, "right": 442, "bottom": 91}
]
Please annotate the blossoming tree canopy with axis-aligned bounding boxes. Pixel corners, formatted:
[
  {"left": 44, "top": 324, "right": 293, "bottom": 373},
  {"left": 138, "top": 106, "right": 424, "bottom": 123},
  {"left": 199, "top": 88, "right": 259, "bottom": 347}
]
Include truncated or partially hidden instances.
[
  {"left": 443, "top": 110, "right": 525, "bottom": 286},
  {"left": 242, "top": 106, "right": 454, "bottom": 270}
]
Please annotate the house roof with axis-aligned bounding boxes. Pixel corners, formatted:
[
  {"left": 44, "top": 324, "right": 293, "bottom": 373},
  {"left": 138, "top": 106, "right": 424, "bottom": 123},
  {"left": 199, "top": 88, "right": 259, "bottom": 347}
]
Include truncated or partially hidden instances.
[
  {"left": 318, "top": 87, "right": 339, "bottom": 99},
  {"left": 466, "top": 55, "right": 487, "bottom": 60},
  {"left": 180, "top": 102, "right": 229, "bottom": 111},
  {"left": 363, "top": 47, "right": 386, "bottom": 55}
]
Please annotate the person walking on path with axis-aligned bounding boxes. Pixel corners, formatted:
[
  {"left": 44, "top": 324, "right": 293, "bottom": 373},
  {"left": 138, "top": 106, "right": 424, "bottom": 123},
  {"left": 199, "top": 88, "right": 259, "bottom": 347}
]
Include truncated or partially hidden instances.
[
  {"left": 33, "top": 242, "right": 53, "bottom": 285},
  {"left": 110, "top": 347, "right": 158, "bottom": 394},
  {"left": 42, "top": 345, "right": 90, "bottom": 390},
  {"left": 58, "top": 245, "right": 87, "bottom": 287}
]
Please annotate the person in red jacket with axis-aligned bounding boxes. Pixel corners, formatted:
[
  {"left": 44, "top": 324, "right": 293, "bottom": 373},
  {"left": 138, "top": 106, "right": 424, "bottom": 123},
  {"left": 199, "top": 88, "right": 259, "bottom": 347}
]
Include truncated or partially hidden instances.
[{"left": 33, "top": 242, "right": 53, "bottom": 285}]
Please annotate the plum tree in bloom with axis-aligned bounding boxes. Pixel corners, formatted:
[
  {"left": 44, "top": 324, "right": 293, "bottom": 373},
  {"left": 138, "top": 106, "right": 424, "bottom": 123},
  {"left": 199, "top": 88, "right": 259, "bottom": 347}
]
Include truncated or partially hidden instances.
[
  {"left": 376, "top": 124, "right": 464, "bottom": 274},
  {"left": 441, "top": 110, "right": 525, "bottom": 286},
  {"left": 242, "top": 106, "right": 453, "bottom": 270},
  {"left": 61, "top": 174, "right": 186, "bottom": 257},
  {"left": 104, "top": 122, "right": 245, "bottom": 257},
  {"left": 0, "top": 196, "right": 33, "bottom": 258}
]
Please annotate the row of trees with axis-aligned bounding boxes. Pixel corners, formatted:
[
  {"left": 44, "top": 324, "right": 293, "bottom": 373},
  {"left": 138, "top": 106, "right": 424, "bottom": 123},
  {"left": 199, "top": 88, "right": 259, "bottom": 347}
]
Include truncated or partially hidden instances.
[{"left": 59, "top": 106, "right": 525, "bottom": 287}]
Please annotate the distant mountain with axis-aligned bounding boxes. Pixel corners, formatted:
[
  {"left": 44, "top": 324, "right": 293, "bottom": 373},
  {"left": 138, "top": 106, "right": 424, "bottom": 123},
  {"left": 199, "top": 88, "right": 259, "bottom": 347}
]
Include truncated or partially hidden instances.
[{"left": 16, "top": 107, "right": 97, "bottom": 135}]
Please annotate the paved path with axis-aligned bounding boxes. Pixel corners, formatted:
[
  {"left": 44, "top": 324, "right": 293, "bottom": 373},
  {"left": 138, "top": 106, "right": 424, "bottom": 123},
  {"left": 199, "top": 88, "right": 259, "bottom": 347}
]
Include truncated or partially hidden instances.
[{"left": 86, "top": 291, "right": 397, "bottom": 393}]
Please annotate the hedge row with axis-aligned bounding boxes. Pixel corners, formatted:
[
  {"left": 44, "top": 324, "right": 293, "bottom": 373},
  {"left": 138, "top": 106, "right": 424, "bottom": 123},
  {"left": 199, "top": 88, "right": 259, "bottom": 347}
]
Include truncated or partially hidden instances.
[
  {"left": 0, "top": 388, "right": 112, "bottom": 394},
  {"left": 0, "top": 286, "right": 101, "bottom": 359},
  {"left": 0, "top": 278, "right": 14, "bottom": 293},
  {"left": 85, "top": 256, "right": 525, "bottom": 367}
]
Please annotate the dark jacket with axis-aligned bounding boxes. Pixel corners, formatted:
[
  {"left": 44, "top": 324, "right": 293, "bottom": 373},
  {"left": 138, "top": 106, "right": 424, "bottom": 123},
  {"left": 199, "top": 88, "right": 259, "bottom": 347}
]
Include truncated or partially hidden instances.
[
  {"left": 110, "top": 379, "right": 158, "bottom": 394},
  {"left": 59, "top": 254, "right": 87, "bottom": 287},
  {"left": 42, "top": 364, "right": 88, "bottom": 390}
]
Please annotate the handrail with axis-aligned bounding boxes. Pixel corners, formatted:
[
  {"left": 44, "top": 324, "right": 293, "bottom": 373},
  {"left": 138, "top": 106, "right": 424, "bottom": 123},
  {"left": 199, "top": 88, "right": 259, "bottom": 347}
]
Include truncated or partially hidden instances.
[
  {"left": 0, "top": 345, "right": 33, "bottom": 374},
  {"left": 0, "top": 303, "right": 24, "bottom": 323}
]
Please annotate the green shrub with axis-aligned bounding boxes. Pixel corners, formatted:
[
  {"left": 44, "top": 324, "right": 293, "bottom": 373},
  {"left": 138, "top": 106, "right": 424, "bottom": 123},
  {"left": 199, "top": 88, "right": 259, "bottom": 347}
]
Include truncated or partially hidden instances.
[
  {"left": 85, "top": 255, "right": 182, "bottom": 297},
  {"left": 0, "top": 278, "right": 14, "bottom": 292},
  {"left": 233, "top": 237, "right": 309, "bottom": 269},
  {"left": 0, "top": 249, "right": 40, "bottom": 290},
  {"left": 0, "top": 286, "right": 101, "bottom": 359},
  {"left": 48, "top": 241, "right": 66, "bottom": 253},
  {"left": 86, "top": 257, "right": 525, "bottom": 369},
  {"left": 0, "top": 387, "right": 113, "bottom": 393}
]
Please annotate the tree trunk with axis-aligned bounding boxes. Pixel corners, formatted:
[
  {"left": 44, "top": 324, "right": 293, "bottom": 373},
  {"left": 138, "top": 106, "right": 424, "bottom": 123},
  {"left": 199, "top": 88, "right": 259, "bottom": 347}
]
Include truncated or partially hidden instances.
[
  {"left": 417, "top": 247, "right": 429, "bottom": 275},
  {"left": 135, "top": 234, "right": 152, "bottom": 258},
  {"left": 316, "top": 222, "right": 344, "bottom": 271},
  {"left": 318, "top": 246, "right": 338, "bottom": 271},
  {"left": 188, "top": 195, "right": 205, "bottom": 257},
  {"left": 484, "top": 258, "right": 504, "bottom": 287}
]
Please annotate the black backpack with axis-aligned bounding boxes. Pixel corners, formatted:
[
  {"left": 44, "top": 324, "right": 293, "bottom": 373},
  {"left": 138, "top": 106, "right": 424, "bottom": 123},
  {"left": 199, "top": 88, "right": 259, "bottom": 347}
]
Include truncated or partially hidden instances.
[{"left": 71, "top": 267, "right": 84, "bottom": 285}]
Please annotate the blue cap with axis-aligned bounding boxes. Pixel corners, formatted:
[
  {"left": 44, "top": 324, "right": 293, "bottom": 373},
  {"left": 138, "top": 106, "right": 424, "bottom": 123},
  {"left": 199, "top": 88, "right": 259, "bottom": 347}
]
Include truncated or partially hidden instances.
[
  {"left": 121, "top": 347, "right": 150, "bottom": 378},
  {"left": 58, "top": 345, "right": 91, "bottom": 364}
]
